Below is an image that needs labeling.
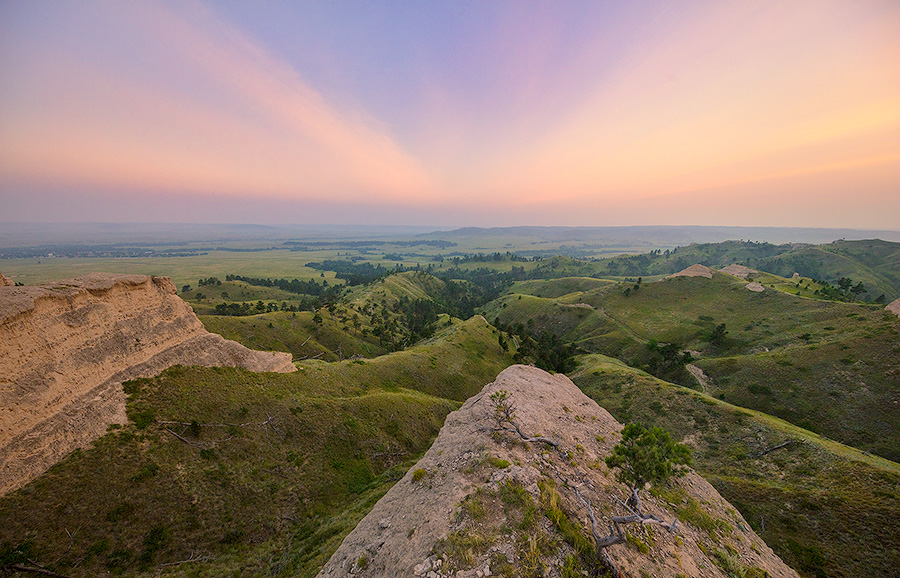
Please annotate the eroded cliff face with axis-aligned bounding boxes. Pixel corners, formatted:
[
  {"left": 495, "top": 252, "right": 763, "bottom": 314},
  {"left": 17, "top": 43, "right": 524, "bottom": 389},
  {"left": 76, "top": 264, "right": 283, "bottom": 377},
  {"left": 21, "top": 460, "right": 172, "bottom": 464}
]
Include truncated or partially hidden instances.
[
  {"left": 0, "top": 273, "right": 295, "bottom": 494},
  {"left": 318, "top": 365, "right": 798, "bottom": 578}
]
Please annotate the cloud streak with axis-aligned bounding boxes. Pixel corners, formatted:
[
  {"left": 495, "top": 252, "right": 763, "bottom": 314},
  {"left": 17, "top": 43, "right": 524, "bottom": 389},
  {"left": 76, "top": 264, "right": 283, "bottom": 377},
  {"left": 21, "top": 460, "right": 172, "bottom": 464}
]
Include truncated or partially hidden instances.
[
  {"left": 0, "top": 1, "right": 431, "bottom": 203},
  {"left": 1, "top": 0, "right": 898, "bottom": 228}
]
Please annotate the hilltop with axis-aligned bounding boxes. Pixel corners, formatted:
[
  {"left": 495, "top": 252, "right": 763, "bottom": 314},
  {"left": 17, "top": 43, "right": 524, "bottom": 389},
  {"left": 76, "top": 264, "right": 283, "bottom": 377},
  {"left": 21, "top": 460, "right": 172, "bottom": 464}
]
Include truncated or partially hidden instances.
[{"left": 319, "top": 365, "right": 797, "bottom": 578}]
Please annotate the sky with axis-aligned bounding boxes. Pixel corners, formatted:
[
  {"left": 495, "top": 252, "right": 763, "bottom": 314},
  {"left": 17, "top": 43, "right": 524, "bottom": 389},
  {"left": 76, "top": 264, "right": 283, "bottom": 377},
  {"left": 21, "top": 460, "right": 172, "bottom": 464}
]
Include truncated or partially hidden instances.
[{"left": 1, "top": 0, "right": 898, "bottom": 228}]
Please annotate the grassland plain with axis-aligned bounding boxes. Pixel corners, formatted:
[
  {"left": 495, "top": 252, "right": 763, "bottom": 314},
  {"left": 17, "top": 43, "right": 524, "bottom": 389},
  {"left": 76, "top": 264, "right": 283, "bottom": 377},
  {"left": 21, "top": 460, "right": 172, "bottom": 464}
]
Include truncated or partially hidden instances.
[
  {"left": 571, "top": 354, "right": 900, "bottom": 578},
  {"left": 1, "top": 249, "right": 342, "bottom": 290},
  {"left": 486, "top": 272, "right": 900, "bottom": 461},
  {"left": 0, "top": 317, "right": 515, "bottom": 577}
]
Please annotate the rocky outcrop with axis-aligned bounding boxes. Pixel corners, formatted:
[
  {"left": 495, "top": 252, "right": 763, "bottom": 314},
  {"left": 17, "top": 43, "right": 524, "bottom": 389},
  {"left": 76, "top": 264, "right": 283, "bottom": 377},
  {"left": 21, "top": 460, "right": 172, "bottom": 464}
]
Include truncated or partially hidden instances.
[
  {"left": 668, "top": 264, "right": 715, "bottom": 278},
  {"left": 318, "top": 366, "right": 798, "bottom": 578},
  {"left": 720, "top": 264, "right": 757, "bottom": 279},
  {"left": 887, "top": 297, "right": 900, "bottom": 319},
  {"left": 0, "top": 273, "right": 295, "bottom": 494},
  {"left": 0, "top": 271, "right": 13, "bottom": 287},
  {"left": 746, "top": 282, "right": 765, "bottom": 292}
]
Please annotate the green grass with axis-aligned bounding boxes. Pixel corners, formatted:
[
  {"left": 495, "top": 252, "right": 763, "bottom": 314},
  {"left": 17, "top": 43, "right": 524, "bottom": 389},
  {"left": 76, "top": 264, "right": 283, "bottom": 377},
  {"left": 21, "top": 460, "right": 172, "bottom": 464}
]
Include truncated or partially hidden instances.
[
  {"left": 505, "top": 277, "right": 614, "bottom": 299},
  {"left": 491, "top": 271, "right": 900, "bottom": 460},
  {"left": 200, "top": 310, "right": 388, "bottom": 362},
  {"left": 0, "top": 317, "right": 514, "bottom": 577}
]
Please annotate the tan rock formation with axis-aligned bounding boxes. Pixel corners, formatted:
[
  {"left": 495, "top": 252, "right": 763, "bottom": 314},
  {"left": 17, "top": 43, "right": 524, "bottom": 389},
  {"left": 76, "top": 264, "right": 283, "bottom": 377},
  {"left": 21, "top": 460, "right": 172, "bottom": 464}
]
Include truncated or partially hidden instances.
[
  {"left": 0, "top": 271, "right": 13, "bottom": 287},
  {"left": 746, "top": 282, "right": 765, "bottom": 292},
  {"left": 887, "top": 297, "right": 900, "bottom": 319},
  {"left": 318, "top": 365, "right": 798, "bottom": 578},
  {"left": 0, "top": 273, "right": 295, "bottom": 494},
  {"left": 720, "top": 264, "right": 758, "bottom": 279},
  {"left": 668, "top": 264, "right": 715, "bottom": 278}
]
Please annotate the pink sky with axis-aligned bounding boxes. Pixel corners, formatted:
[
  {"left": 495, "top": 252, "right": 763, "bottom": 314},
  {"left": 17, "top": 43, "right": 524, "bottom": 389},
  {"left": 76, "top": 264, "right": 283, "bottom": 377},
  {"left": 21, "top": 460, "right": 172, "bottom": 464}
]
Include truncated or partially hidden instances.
[{"left": 1, "top": 1, "right": 898, "bottom": 228}]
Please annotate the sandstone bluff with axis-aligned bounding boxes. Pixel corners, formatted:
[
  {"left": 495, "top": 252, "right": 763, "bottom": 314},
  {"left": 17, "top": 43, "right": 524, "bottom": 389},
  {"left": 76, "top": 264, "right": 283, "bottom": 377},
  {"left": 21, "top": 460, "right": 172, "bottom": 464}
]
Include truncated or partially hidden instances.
[
  {"left": 0, "top": 273, "right": 295, "bottom": 494},
  {"left": 318, "top": 365, "right": 797, "bottom": 578}
]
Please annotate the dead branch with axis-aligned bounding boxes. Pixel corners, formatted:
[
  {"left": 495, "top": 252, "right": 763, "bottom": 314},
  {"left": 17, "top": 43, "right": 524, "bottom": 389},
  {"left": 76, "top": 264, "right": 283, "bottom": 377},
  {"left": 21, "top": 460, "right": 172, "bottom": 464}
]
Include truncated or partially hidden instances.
[
  {"left": 613, "top": 489, "right": 679, "bottom": 533},
  {"left": 159, "top": 552, "right": 215, "bottom": 567},
  {"left": 488, "top": 390, "right": 559, "bottom": 447},
  {"left": 159, "top": 420, "right": 248, "bottom": 428},
  {"left": 503, "top": 421, "right": 560, "bottom": 447},
  {"left": 263, "top": 414, "right": 283, "bottom": 436},
  {"left": 165, "top": 427, "right": 200, "bottom": 447},
  {"left": 571, "top": 483, "right": 623, "bottom": 577},
  {"left": 5, "top": 564, "right": 74, "bottom": 578},
  {"left": 599, "top": 548, "right": 620, "bottom": 578},
  {"left": 752, "top": 440, "right": 793, "bottom": 458}
]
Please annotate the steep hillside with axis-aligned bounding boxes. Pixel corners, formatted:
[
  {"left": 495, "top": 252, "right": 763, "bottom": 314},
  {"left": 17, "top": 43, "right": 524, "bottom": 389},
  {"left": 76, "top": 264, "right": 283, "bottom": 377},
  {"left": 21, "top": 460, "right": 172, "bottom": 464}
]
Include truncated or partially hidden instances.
[
  {"left": 0, "top": 273, "right": 294, "bottom": 494},
  {"left": 573, "top": 355, "right": 900, "bottom": 578},
  {"left": 319, "top": 366, "right": 797, "bottom": 578},
  {"left": 0, "top": 317, "right": 514, "bottom": 577}
]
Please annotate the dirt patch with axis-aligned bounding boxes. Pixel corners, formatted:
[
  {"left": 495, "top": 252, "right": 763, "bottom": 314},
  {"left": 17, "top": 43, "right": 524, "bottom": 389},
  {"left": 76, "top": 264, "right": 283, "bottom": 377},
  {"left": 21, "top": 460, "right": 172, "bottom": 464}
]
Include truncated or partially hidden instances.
[
  {"left": 667, "top": 264, "right": 714, "bottom": 278},
  {"left": 720, "top": 264, "right": 758, "bottom": 279},
  {"left": 686, "top": 363, "right": 710, "bottom": 391}
]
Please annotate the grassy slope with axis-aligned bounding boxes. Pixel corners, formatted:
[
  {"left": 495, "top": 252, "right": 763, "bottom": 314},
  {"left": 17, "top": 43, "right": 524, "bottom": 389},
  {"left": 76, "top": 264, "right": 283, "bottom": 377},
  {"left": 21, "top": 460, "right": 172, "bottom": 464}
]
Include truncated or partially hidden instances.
[
  {"left": 0, "top": 317, "right": 514, "bottom": 578},
  {"left": 343, "top": 270, "right": 443, "bottom": 306},
  {"left": 572, "top": 354, "right": 900, "bottom": 578},
  {"left": 200, "top": 311, "right": 388, "bottom": 362},
  {"left": 486, "top": 274, "right": 900, "bottom": 461},
  {"left": 757, "top": 239, "right": 900, "bottom": 301},
  {"left": 582, "top": 238, "right": 900, "bottom": 300},
  {"left": 182, "top": 280, "right": 324, "bottom": 315},
  {"left": 195, "top": 272, "right": 458, "bottom": 362},
  {"left": 504, "top": 276, "right": 613, "bottom": 298}
]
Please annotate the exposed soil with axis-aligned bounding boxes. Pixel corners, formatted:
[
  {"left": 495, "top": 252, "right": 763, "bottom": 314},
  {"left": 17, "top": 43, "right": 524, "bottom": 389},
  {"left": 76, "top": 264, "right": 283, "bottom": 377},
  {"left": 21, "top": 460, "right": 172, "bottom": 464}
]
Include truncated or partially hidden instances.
[
  {"left": 668, "top": 264, "right": 715, "bottom": 278},
  {"left": 720, "top": 264, "right": 758, "bottom": 279}
]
